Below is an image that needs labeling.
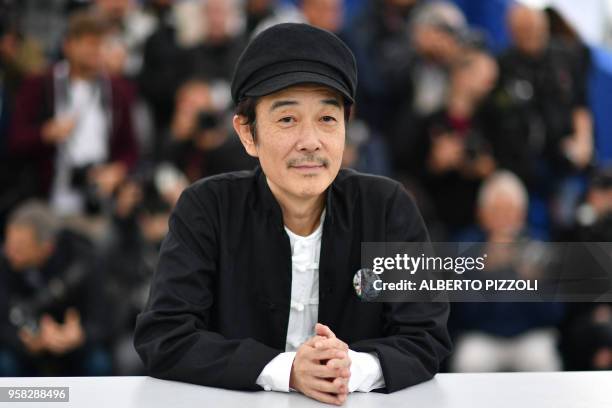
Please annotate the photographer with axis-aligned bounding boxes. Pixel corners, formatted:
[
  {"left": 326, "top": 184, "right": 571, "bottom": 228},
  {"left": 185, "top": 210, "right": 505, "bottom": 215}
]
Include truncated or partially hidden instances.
[
  {"left": 8, "top": 11, "right": 138, "bottom": 218},
  {"left": 0, "top": 201, "right": 111, "bottom": 376},
  {"left": 411, "top": 49, "right": 498, "bottom": 238},
  {"left": 558, "top": 167, "right": 612, "bottom": 370},
  {"left": 100, "top": 177, "right": 173, "bottom": 375},
  {"left": 450, "top": 171, "right": 564, "bottom": 372},
  {"left": 162, "top": 79, "right": 255, "bottom": 181}
]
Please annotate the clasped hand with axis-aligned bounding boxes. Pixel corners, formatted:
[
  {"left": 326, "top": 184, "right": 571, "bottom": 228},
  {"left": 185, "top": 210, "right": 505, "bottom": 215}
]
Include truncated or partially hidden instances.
[{"left": 290, "top": 323, "right": 352, "bottom": 405}]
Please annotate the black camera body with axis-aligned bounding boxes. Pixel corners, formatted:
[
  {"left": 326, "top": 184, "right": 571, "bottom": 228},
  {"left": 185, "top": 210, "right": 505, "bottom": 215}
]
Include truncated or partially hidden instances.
[
  {"left": 70, "top": 164, "right": 104, "bottom": 214},
  {"left": 196, "top": 111, "right": 219, "bottom": 131},
  {"left": 9, "top": 263, "right": 87, "bottom": 334}
]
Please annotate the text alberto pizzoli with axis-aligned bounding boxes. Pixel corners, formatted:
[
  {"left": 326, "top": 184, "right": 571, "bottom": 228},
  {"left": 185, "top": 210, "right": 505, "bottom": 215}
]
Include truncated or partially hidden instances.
[{"left": 370, "top": 254, "right": 538, "bottom": 292}]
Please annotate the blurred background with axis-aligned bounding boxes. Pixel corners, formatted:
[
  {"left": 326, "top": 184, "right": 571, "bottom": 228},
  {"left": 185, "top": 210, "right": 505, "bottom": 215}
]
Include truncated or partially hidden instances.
[{"left": 1, "top": 0, "right": 612, "bottom": 377}]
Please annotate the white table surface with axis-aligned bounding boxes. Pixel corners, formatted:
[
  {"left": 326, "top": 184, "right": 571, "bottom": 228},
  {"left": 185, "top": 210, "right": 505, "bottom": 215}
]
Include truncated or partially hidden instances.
[{"left": 1, "top": 371, "right": 611, "bottom": 408}]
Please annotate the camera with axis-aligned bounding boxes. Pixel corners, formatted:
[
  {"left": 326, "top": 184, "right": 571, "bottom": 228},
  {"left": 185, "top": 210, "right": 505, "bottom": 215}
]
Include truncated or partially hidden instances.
[
  {"left": 196, "top": 111, "right": 219, "bottom": 131},
  {"left": 9, "top": 263, "right": 87, "bottom": 333},
  {"left": 463, "top": 129, "right": 491, "bottom": 161},
  {"left": 70, "top": 164, "right": 103, "bottom": 214}
]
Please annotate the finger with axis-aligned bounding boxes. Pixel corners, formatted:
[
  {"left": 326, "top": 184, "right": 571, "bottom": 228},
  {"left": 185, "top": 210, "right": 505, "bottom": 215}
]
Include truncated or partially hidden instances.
[
  {"left": 41, "top": 329, "right": 65, "bottom": 345},
  {"left": 44, "top": 337, "right": 65, "bottom": 352},
  {"left": 65, "top": 308, "right": 81, "bottom": 325},
  {"left": 304, "top": 335, "right": 328, "bottom": 347},
  {"left": 308, "top": 362, "right": 344, "bottom": 379},
  {"left": 43, "top": 334, "right": 70, "bottom": 353},
  {"left": 41, "top": 319, "right": 62, "bottom": 337},
  {"left": 315, "top": 323, "right": 336, "bottom": 338},
  {"left": 326, "top": 357, "right": 351, "bottom": 370},
  {"left": 314, "top": 337, "right": 348, "bottom": 351},
  {"left": 42, "top": 314, "right": 62, "bottom": 332},
  {"left": 309, "top": 377, "right": 347, "bottom": 395},
  {"left": 332, "top": 376, "right": 350, "bottom": 390},
  {"left": 312, "top": 365, "right": 350, "bottom": 381},
  {"left": 307, "top": 347, "right": 347, "bottom": 362},
  {"left": 331, "top": 377, "right": 350, "bottom": 397},
  {"left": 304, "top": 389, "right": 345, "bottom": 406},
  {"left": 338, "top": 367, "right": 351, "bottom": 379},
  {"left": 18, "top": 329, "right": 34, "bottom": 344},
  {"left": 42, "top": 335, "right": 63, "bottom": 352},
  {"left": 41, "top": 314, "right": 56, "bottom": 325}
]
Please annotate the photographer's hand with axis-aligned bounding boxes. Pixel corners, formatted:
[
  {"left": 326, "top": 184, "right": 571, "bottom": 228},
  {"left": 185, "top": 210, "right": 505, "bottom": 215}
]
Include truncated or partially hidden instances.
[
  {"left": 171, "top": 109, "right": 198, "bottom": 141},
  {"left": 461, "top": 153, "right": 496, "bottom": 179},
  {"left": 115, "top": 181, "right": 143, "bottom": 218},
  {"left": 89, "top": 162, "right": 127, "bottom": 198},
  {"left": 428, "top": 133, "right": 465, "bottom": 174},
  {"left": 18, "top": 328, "right": 46, "bottom": 355},
  {"left": 171, "top": 81, "right": 212, "bottom": 141},
  {"left": 41, "top": 116, "right": 76, "bottom": 144},
  {"left": 40, "top": 309, "right": 85, "bottom": 355}
]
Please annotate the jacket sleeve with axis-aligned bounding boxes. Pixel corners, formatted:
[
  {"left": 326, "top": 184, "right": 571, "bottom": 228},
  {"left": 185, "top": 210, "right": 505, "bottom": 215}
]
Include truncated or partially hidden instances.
[
  {"left": 109, "top": 78, "right": 139, "bottom": 170},
  {"left": 0, "top": 261, "right": 25, "bottom": 354},
  {"left": 133, "top": 186, "right": 281, "bottom": 390},
  {"left": 350, "top": 184, "right": 452, "bottom": 393},
  {"left": 8, "top": 75, "right": 54, "bottom": 158}
]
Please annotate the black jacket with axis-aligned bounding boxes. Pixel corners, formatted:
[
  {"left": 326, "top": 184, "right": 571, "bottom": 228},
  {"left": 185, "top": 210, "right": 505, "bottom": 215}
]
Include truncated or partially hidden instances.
[
  {"left": 0, "top": 230, "right": 110, "bottom": 352},
  {"left": 134, "top": 167, "right": 451, "bottom": 392}
]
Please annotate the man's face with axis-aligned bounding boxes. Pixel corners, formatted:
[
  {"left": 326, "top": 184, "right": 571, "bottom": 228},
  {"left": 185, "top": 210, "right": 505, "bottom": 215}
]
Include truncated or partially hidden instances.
[
  {"left": 3, "top": 224, "right": 53, "bottom": 271},
  {"left": 508, "top": 7, "right": 549, "bottom": 57},
  {"left": 235, "top": 84, "right": 346, "bottom": 202},
  {"left": 479, "top": 193, "right": 526, "bottom": 240},
  {"left": 453, "top": 53, "right": 499, "bottom": 100},
  {"left": 302, "top": 0, "right": 344, "bottom": 33},
  {"left": 203, "top": 0, "right": 232, "bottom": 42},
  {"left": 64, "top": 34, "right": 105, "bottom": 77}
]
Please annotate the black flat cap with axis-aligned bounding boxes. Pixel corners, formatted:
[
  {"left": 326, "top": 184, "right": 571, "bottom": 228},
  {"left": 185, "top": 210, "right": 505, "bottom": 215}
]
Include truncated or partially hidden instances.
[{"left": 231, "top": 23, "right": 357, "bottom": 105}]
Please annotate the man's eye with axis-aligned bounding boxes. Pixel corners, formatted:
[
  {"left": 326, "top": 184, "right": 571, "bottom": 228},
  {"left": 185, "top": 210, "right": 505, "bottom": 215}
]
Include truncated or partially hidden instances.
[
  {"left": 321, "top": 116, "right": 337, "bottom": 123},
  {"left": 278, "top": 117, "right": 294, "bottom": 123}
]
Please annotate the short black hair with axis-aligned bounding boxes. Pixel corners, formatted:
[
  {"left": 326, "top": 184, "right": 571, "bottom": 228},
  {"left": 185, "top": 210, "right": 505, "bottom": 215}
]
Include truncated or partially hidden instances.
[{"left": 235, "top": 96, "right": 352, "bottom": 142}]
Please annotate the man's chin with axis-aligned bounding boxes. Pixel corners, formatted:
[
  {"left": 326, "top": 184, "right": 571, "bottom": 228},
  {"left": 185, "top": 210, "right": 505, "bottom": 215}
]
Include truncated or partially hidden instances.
[{"left": 289, "top": 176, "right": 331, "bottom": 199}]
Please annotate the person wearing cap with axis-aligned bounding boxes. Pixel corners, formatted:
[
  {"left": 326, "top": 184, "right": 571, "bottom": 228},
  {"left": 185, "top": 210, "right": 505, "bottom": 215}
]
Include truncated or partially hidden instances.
[{"left": 134, "top": 23, "right": 451, "bottom": 405}]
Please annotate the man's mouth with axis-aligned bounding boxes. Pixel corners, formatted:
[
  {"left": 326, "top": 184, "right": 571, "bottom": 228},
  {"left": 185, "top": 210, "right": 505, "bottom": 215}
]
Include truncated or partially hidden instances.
[
  {"left": 291, "top": 163, "right": 325, "bottom": 169},
  {"left": 290, "top": 164, "right": 326, "bottom": 174}
]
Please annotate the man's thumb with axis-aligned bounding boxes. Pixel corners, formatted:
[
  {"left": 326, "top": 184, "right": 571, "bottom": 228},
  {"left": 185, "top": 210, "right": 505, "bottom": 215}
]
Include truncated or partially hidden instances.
[{"left": 315, "top": 323, "right": 335, "bottom": 338}]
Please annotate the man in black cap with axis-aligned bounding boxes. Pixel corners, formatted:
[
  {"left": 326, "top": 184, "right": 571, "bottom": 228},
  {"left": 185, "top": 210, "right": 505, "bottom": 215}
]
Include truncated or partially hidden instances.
[{"left": 134, "top": 23, "right": 451, "bottom": 405}]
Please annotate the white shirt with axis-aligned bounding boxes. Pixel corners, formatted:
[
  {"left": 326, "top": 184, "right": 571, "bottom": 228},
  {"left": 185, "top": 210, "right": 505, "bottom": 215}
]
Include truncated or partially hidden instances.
[
  {"left": 256, "top": 210, "right": 385, "bottom": 393},
  {"left": 50, "top": 71, "right": 108, "bottom": 216}
]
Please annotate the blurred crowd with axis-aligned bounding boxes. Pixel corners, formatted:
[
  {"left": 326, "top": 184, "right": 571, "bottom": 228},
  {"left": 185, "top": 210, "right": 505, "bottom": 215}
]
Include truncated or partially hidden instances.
[{"left": 1, "top": 0, "right": 611, "bottom": 377}]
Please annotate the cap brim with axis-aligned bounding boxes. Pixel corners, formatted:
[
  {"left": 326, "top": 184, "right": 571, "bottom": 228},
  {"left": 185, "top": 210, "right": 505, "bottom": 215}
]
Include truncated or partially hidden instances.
[{"left": 244, "top": 71, "right": 354, "bottom": 103}]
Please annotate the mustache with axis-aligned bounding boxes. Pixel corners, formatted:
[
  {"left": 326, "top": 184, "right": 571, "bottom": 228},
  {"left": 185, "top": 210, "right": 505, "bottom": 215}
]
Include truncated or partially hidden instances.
[{"left": 287, "top": 155, "right": 329, "bottom": 167}]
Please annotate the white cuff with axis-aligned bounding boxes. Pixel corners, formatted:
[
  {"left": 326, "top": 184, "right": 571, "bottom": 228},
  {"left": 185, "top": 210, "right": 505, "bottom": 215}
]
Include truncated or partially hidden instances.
[
  {"left": 347, "top": 350, "right": 386, "bottom": 392},
  {"left": 255, "top": 351, "right": 297, "bottom": 392}
]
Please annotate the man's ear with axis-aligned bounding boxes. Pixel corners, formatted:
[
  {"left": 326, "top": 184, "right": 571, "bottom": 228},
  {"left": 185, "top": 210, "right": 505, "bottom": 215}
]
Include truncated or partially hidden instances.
[{"left": 233, "top": 114, "right": 258, "bottom": 158}]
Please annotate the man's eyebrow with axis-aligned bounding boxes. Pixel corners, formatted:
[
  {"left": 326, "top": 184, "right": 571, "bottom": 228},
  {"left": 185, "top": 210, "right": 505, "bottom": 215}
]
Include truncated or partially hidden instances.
[
  {"left": 321, "top": 98, "right": 341, "bottom": 108},
  {"left": 269, "top": 97, "right": 341, "bottom": 112},
  {"left": 270, "top": 100, "right": 298, "bottom": 112}
]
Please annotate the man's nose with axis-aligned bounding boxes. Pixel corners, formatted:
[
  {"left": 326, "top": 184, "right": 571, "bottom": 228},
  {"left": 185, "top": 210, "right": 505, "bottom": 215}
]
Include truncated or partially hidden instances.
[{"left": 296, "top": 120, "right": 322, "bottom": 152}]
